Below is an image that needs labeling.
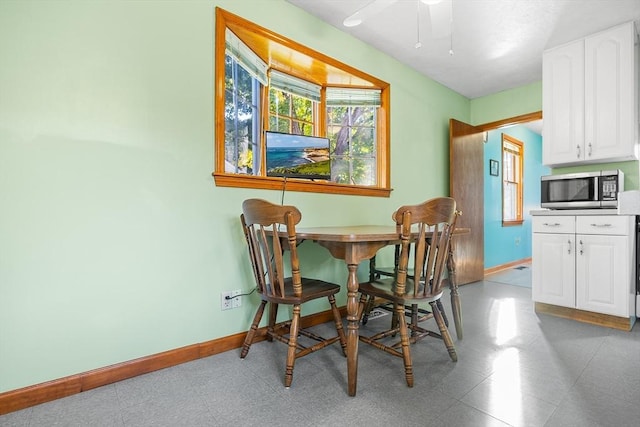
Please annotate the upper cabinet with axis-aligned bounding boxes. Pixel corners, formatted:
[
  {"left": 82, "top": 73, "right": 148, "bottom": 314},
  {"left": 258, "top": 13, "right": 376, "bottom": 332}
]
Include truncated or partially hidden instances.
[{"left": 543, "top": 22, "right": 639, "bottom": 167}]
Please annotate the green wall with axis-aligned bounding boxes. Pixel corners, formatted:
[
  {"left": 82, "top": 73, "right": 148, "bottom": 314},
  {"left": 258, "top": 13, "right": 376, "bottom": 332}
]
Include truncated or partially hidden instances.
[{"left": 0, "top": 0, "right": 475, "bottom": 392}]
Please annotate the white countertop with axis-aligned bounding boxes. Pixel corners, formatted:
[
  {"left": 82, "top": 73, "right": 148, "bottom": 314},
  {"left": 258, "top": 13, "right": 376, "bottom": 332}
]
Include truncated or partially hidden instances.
[{"left": 530, "top": 209, "right": 634, "bottom": 216}]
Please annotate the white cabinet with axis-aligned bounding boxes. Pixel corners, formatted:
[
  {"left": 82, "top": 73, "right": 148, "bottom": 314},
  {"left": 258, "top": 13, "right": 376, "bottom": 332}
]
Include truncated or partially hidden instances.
[
  {"left": 542, "top": 21, "right": 638, "bottom": 166},
  {"left": 575, "top": 216, "right": 634, "bottom": 317},
  {"left": 532, "top": 215, "right": 635, "bottom": 319},
  {"left": 542, "top": 40, "right": 584, "bottom": 165},
  {"left": 532, "top": 216, "right": 576, "bottom": 307}
]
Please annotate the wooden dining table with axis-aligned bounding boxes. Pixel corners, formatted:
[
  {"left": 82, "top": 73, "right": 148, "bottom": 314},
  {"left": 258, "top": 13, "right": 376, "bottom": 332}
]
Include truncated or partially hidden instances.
[{"left": 291, "top": 225, "right": 468, "bottom": 396}]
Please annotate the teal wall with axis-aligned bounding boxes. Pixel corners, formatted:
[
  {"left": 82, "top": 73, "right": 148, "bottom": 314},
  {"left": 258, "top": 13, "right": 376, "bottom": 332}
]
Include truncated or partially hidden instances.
[{"left": 483, "top": 126, "right": 550, "bottom": 269}]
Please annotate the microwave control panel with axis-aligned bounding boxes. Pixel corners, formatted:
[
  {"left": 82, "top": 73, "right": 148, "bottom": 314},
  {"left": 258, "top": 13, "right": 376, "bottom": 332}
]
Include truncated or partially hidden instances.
[{"left": 601, "top": 175, "right": 619, "bottom": 200}]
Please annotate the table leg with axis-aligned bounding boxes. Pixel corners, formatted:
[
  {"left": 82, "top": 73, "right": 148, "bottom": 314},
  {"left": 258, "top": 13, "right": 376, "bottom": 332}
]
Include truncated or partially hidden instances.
[
  {"left": 447, "top": 240, "right": 463, "bottom": 340},
  {"left": 345, "top": 262, "right": 359, "bottom": 396}
]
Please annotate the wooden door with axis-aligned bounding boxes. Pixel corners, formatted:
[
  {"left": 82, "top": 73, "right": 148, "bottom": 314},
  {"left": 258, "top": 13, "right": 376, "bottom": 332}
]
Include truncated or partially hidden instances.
[{"left": 449, "top": 119, "right": 485, "bottom": 285}]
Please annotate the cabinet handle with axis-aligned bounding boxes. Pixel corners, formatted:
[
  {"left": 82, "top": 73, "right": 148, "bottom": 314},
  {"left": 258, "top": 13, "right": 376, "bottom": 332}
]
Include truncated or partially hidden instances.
[
  {"left": 576, "top": 145, "right": 581, "bottom": 158},
  {"left": 579, "top": 239, "right": 584, "bottom": 255},
  {"left": 542, "top": 222, "right": 561, "bottom": 227},
  {"left": 587, "top": 143, "right": 592, "bottom": 156},
  {"left": 590, "top": 223, "right": 612, "bottom": 228},
  {"left": 567, "top": 239, "right": 571, "bottom": 255}
]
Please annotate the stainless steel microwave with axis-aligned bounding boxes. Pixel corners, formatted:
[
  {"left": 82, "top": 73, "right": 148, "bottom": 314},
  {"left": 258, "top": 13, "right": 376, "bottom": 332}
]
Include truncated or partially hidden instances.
[{"left": 540, "top": 170, "right": 624, "bottom": 209}]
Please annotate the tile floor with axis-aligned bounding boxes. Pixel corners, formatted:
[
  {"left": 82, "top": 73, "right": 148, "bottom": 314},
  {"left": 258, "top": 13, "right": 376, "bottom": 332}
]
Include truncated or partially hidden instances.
[{"left": 2, "top": 266, "right": 639, "bottom": 427}]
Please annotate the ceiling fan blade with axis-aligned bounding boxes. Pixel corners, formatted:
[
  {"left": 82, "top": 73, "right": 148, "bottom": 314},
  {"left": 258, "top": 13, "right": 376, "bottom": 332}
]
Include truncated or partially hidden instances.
[
  {"left": 343, "top": 0, "right": 399, "bottom": 27},
  {"left": 428, "top": 0, "right": 452, "bottom": 38}
]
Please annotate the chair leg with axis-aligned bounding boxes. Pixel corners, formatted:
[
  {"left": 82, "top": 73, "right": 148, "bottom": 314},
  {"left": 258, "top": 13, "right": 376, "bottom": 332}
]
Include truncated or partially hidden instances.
[
  {"left": 328, "top": 295, "right": 347, "bottom": 356},
  {"left": 390, "top": 302, "right": 401, "bottom": 336},
  {"left": 357, "top": 293, "right": 369, "bottom": 322},
  {"left": 361, "top": 295, "right": 377, "bottom": 325},
  {"left": 436, "top": 300, "right": 449, "bottom": 327},
  {"left": 241, "top": 300, "right": 267, "bottom": 359},
  {"left": 267, "top": 302, "right": 279, "bottom": 342},
  {"left": 410, "top": 303, "right": 419, "bottom": 337},
  {"left": 284, "top": 304, "right": 301, "bottom": 388},
  {"left": 396, "top": 304, "right": 414, "bottom": 387},
  {"left": 431, "top": 301, "right": 457, "bottom": 362}
]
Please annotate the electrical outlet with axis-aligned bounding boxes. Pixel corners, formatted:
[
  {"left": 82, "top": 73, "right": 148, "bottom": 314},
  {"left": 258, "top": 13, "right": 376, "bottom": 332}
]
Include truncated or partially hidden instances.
[
  {"left": 221, "top": 291, "right": 233, "bottom": 311},
  {"left": 221, "top": 290, "right": 242, "bottom": 311},
  {"left": 231, "top": 289, "right": 241, "bottom": 308}
]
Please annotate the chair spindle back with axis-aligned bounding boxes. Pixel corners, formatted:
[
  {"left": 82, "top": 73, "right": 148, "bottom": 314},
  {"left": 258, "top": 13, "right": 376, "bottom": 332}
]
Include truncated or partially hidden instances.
[
  {"left": 241, "top": 198, "right": 303, "bottom": 298},
  {"left": 392, "top": 197, "right": 459, "bottom": 300}
]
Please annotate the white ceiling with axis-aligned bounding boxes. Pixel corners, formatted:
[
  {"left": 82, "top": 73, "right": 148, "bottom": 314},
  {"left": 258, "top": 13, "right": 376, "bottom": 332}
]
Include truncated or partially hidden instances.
[{"left": 286, "top": 0, "right": 640, "bottom": 100}]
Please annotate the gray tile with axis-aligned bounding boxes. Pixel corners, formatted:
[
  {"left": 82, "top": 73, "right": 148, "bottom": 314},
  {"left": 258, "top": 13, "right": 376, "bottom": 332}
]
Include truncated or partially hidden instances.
[
  {"left": 460, "top": 377, "right": 557, "bottom": 427},
  {"left": 545, "top": 383, "right": 640, "bottom": 427},
  {"left": 427, "top": 401, "right": 513, "bottom": 427}
]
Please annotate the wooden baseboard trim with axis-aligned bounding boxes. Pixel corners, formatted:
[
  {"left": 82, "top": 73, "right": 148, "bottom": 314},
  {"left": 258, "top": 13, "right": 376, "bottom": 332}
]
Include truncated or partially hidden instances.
[
  {"left": 484, "top": 258, "right": 531, "bottom": 276},
  {"left": 0, "top": 307, "right": 345, "bottom": 416},
  {"left": 534, "top": 302, "right": 635, "bottom": 331}
]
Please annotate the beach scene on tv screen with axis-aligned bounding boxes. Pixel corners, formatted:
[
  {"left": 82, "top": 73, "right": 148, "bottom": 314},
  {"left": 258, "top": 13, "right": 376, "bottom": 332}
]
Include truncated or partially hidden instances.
[{"left": 266, "top": 132, "right": 330, "bottom": 179}]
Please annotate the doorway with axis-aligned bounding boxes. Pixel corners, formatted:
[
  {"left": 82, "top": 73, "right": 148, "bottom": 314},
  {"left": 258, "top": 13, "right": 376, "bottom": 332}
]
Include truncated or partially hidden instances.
[{"left": 450, "top": 111, "right": 543, "bottom": 285}]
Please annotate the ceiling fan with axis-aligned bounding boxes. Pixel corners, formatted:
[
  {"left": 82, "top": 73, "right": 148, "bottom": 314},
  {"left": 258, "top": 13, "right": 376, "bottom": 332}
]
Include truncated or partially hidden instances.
[{"left": 343, "top": 0, "right": 453, "bottom": 50}]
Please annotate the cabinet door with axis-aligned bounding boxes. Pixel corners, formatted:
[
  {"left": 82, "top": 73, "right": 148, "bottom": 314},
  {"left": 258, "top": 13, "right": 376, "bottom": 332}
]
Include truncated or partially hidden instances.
[
  {"left": 584, "top": 22, "right": 637, "bottom": 162},
  {"left": 575, "top": 234, "right": 629, "bottom": 317},
  {"left": 532, "top": 233, "right": 575, "bottom": 307},
  {"left": 542, "top": 40, "right": 584, "bottom": 166}
]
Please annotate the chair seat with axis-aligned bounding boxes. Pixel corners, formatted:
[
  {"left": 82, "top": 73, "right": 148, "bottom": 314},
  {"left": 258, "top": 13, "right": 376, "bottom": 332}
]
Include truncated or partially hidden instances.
[
  {"left": 359, "top": 277, "right": 444, "bottom": 305},
  {"left": 262, "top": 278, "right": 342, "bottom": 304}
]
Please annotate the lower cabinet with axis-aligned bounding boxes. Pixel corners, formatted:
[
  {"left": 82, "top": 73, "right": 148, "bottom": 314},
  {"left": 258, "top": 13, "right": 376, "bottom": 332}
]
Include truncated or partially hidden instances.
[{"left": 532, "top": 215, "right": 635, "bottom": 320}]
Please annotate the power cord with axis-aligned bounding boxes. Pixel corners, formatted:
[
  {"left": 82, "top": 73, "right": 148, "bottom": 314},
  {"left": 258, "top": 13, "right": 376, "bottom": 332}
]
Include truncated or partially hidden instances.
[
  {"left": 280, "top": 176, "right": 287, "bottom": 205},
  {"left": 224, "top": 287, "right": 258, "bottom": 300}
]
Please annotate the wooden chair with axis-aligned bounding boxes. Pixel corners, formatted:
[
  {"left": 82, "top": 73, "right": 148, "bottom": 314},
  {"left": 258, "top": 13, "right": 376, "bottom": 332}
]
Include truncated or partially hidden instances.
[
  {"left": 363, "top": 246, "right": 447, "bottom": 330},
  {"left": 239, "top": 198, "right": 347, "bottom": 388},
  {"left": 357, "top": 197, "right": 460, "bottom": 387}
]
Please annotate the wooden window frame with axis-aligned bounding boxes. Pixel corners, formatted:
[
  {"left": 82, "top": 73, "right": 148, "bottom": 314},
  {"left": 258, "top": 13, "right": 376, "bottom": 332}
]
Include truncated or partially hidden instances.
[
  {"left": 502, "top": 134, "right": 524, "bottom": 226},
  {"left": 212, "top": 8, "right": 391, "bottom": 197}
]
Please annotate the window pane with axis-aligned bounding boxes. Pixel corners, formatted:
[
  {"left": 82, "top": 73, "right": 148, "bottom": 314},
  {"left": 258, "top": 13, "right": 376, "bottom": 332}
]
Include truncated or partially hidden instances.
[
  {"left": 326, "top": 105, "right": 376, "bottom": 186},
  {"left": 225, "top": 56, "right": 259, "bottom": 175},
  {"left": 331, "top": 156, "right": 376, "bottom": 185},
  {"left": 501, "top": 134, "right": 523, "bottom": 224}
]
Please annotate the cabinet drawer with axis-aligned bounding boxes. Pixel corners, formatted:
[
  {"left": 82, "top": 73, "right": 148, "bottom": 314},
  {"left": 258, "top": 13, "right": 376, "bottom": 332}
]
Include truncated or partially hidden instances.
[
  {"left": 576, "top": 215, "right": 632, "bottom": 235},
  {"left": 532, "top": 216, "right": 575, "bottom": 234}
]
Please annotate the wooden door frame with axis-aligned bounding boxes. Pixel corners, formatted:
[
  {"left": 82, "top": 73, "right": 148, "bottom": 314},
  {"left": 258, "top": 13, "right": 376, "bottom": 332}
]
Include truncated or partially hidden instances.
[{"left": 476, "top": 111, "right": 542, "bottom": 133}]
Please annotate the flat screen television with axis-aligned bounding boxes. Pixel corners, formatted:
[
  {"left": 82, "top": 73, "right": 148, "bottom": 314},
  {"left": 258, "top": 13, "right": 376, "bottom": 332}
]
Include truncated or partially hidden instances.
[{"left": 265, "top": 131, "right": 331, "bottom": 180}]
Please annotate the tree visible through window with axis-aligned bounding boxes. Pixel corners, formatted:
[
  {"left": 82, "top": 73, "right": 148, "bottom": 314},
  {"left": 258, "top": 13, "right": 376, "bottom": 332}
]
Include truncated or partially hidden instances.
[
  {"left": 224, "top": 55, "right": 261, "bottom": 175},
  {"left": 328, "top": 104, "right": 376, "bottom": 185},
  {"left": 502, "top": 134, "right": 524, "bottom": 226}
]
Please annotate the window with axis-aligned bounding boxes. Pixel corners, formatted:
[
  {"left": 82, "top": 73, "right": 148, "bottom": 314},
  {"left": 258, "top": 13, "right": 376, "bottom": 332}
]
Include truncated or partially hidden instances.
[
  {"left": 269, "top": 69, "right": 319, "bottom": 136},
  {"left": 213, "top": 8, "right": 391, "bottom": 197},
  {"left": 502, "top": 134, "right": 524, "bottom": 226},
  {"left": 327, "top": 88, "right": 379, "bottom": 185}
]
